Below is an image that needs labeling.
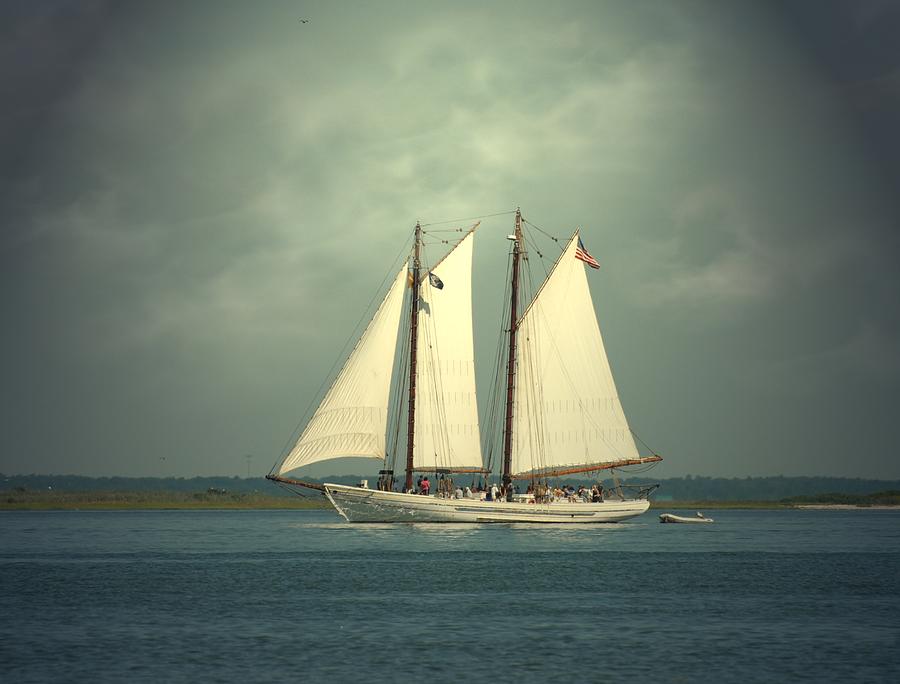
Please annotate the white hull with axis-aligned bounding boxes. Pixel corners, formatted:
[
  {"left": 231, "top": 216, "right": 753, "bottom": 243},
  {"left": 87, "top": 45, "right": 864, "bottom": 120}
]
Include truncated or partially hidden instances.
[{"left": 323, "top": 483, "right": 650, "bottom": 523}]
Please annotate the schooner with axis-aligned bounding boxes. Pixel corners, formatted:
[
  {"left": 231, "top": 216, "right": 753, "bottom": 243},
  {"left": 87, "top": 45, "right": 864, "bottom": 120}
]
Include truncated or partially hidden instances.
[{"left": 267, "top": 210, "right": 661, "bottom": 522}]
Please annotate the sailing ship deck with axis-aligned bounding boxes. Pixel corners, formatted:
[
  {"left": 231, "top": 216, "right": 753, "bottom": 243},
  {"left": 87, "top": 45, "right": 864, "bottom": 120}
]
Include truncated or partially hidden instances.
[{"left": 324, "top": 483, "right": 650, "bottom": 523}]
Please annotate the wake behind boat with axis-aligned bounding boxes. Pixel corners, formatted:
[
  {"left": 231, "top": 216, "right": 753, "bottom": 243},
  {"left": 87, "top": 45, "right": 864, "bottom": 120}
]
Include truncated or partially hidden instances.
[{"left": 268, "top": 209, "right": 663, "bottom": 523}]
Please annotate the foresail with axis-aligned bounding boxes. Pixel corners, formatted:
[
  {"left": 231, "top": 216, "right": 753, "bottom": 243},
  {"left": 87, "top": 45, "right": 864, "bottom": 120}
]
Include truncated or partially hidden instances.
[
  {"left": 510, "top": 232, "right": 639, "bottom": 478},
  {"left": 413, "top": 231, "right": 484, "bottom": 471},
  {"left": 277, "top": 266, "right": 407, "bottom": 475}
]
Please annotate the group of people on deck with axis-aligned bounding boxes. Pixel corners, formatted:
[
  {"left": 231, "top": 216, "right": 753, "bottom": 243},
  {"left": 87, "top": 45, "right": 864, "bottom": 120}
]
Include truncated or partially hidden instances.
[
  {"left": 526, "top": 483, "right": 604, "bottom": 503},
  {"left": 403, "top": 476, "right": 607, "bottom": 503},
  {"left": 376, "top": 474, "right": 610, "bottom": 502}
]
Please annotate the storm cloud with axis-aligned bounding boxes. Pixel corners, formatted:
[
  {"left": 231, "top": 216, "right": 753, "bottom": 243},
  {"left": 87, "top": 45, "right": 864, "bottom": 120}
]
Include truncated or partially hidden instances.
[{"left": 2, "top": 1, "right": 899, "bottom": 478}]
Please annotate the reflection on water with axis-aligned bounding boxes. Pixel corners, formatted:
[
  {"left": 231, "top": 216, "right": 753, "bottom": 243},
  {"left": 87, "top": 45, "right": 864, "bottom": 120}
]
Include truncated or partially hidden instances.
[
  {"left": 277, "top": 510, "right": 670, "bottom": 553},
  {"left": 289, "top": 520, "right": 643, "bottom": 551},
  {"left": 272, "top": 508, "right": 900, "bottom": 555}
]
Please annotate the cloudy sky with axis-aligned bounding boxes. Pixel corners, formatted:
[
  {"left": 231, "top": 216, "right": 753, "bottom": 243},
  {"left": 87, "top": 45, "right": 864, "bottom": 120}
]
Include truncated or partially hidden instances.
[{"left": 2, "top": 0, "right": 899, "bottom": 479}]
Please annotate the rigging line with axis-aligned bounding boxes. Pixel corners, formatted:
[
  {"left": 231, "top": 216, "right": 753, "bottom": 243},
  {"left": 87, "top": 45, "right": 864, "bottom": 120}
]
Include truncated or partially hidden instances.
[
  {"left": 530, "top": 297, "right": 634, "bottom": 466},
  {"left": 419, "top": 235, "right": 479, "bottom": 472},
  {"left": 482, "top": 335, "right": 500, "bottom": 474},
  {"left": 275, "top": 480, "right": 317, "bottom": 499},
  {"left": 512, "top": 237, "right": 542, "bottom": 479},
  {"left": 416, "top": 240, "right": 457, "bottom": 473},
  {"left": 429, "top": 225, "right": 478, "bottom": 272},
  {"left": 416, "top": 241, "right": 454, "bottom": 472},
  {"left": 629, "top": 427, "right": 660, "bottom": 457},
  {"left": 519, "top": 268, "right": 551, "bottom": 479},
  {"left": 386, "top": 293, "right": 412, "bottom": 479},
  {"left": 481, "top": 247, "right": 513, "bottom": 475},
  {"left": 521, "top": 229, "right": 552, "bottom": 281},
  {"left": 522, "top": 217, "right": 561, "bottom": 242},
  {"left": 420, "top": 209, "right": 516, "bottom": 228},
  {"left": 420, "top": 239, "right": 461, "bottom": 248},
  {"left": 484, "top": 344, "right": 505, "bottom": 475},
  {"left": 419, "top": 300, "right": 451, "bottom": 472},
  {"left": 418, "top": 232, "right": 485, "bottom": 470},
  {"left": 389, "top": 357, "right": 410, "bottom": 477},
  {"left": 493, "top": 246, "right": 515, "bottom": 474},
  {"left": 515, "top": 247, "right": 538, "bottom": 477},
  {"left": 618, "top": 461, "right": 659, "bottom": 474},
  {"left": 515, "top": 247, "right": 637, "bottom": 472},
  {"left": 516, "top": 231, "right": 577, "bottom": 326},
  {"left": 269, "top": 232, "right": 415, "bottom": 475}
]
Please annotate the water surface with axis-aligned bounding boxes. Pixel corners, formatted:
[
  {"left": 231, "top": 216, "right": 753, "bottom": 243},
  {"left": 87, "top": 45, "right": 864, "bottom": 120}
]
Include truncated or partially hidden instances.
[{"left": 1, "top": 509, "right": 898, "bottom": 682}]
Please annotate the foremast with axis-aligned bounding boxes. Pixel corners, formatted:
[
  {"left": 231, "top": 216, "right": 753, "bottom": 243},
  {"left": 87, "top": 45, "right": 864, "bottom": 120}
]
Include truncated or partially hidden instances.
[
  {"left": 501, "top": 209, "right": 523, "bottom": 489},
  {"left": 404, "top": 222, "right": 422, "bottom": 492}
]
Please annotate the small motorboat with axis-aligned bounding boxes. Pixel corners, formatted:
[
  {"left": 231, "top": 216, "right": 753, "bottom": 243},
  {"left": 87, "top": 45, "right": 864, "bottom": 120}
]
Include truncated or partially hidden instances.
[{"left": 659, "top": 511, "right": 714, "bottom": 524}]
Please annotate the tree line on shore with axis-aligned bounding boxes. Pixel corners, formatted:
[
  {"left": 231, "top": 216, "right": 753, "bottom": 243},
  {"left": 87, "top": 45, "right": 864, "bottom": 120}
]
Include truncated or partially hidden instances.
[{"left": 3, "top": 473, "right": 899, "bottom": 502}]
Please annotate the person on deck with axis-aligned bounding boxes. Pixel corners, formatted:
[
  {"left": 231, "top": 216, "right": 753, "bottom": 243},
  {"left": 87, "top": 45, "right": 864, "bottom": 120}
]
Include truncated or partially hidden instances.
[{"left": 421, "top": 477, "right": 430, "bottom": 496}]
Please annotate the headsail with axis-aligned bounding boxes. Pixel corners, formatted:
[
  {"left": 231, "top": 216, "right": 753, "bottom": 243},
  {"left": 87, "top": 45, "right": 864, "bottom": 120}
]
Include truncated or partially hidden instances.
[
  {"left": 413, "top": 230, "right": 484, "bottom": 472},
  {"left": 277, "top": 266, "right": 408, "bottom": 475},
  {"left": 510, "top": 232, "right": 640, "bottom": 478}
]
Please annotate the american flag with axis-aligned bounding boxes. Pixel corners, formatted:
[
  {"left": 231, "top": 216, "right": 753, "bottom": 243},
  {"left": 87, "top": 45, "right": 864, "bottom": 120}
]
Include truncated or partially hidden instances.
[{"left": 575, "top": 237, "right": 600, "bottom": 269}]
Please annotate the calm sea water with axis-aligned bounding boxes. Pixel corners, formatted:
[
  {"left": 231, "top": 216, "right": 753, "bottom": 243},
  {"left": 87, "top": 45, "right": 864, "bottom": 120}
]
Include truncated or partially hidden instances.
[{"left": 1, "top": 508, "right": 898, "bottom": 683}]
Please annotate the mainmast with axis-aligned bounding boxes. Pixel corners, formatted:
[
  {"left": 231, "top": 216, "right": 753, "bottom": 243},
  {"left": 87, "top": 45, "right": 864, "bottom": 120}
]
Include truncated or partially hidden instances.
[
  {"left": 404, "top": 222, "right": 422, "bottom": 492},
  {"left": 501, "top": 209, "right": 523, "bottom": 489}
]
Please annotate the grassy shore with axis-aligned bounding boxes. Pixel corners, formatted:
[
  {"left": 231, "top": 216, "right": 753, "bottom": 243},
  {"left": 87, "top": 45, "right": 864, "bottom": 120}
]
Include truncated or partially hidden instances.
[{"left": 0, "top": 490, "right": 329, "bottom": 510}]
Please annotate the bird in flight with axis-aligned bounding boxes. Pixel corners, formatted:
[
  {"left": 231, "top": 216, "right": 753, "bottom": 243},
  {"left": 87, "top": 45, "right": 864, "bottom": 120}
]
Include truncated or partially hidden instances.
[{"left": 299, "top": 19, "right": 309, "bottom": 23}]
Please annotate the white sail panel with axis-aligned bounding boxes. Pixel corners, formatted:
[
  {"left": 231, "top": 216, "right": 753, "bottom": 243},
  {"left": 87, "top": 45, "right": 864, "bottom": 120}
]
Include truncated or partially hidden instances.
[
  {"left": 278, "top": 266, "right": 407, "bottom": 474},
  {"left": 413, "top": 231, "right": 484, "bottom": 471},
  {"left": 510, "top": 232, "right": 639, "bottom": 477}
]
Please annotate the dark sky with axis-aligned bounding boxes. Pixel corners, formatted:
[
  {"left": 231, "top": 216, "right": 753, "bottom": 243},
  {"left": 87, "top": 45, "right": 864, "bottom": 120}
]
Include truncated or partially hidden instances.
[{"left": 2, "top": 1, "right": 899, "bottom": 478}]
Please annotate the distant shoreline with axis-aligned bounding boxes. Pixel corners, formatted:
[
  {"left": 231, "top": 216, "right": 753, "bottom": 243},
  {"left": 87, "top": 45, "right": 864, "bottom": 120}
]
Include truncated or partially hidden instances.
[
  {"left": 0, "top": 491, "right": 326, "bottom": 511},
  {"left": 2, "top": 491, "right": 898, "bottom": 511},
  {"left": 791, "top": 504, "right": 900, "bottom": 510},
  {"left": 652, "top": 501, "right": 899, "bottom": 510}
]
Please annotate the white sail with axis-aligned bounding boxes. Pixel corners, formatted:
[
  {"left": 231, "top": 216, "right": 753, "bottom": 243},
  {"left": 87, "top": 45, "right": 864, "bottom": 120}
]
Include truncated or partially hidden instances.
[
  {"left": 510, "top": 232, "right": 639, "bottom": 477},
  {"left": 278, "top": 266, "right": 407, "bottom": 474},
  {"left": 413, "top": 231, "right": 484, "bottom": 471}
]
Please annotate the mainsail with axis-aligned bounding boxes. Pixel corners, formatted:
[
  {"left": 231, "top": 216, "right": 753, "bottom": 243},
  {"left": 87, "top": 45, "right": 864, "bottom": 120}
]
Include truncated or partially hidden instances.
[
  {"left": 510, "top": 231, "right": 640, "bottom": 478},
  {"left": 277, "top": 266, "right": 408, "bottom": 474},
  {"left": 413, "top": 231, "right": 484, "bottom": 471}
]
